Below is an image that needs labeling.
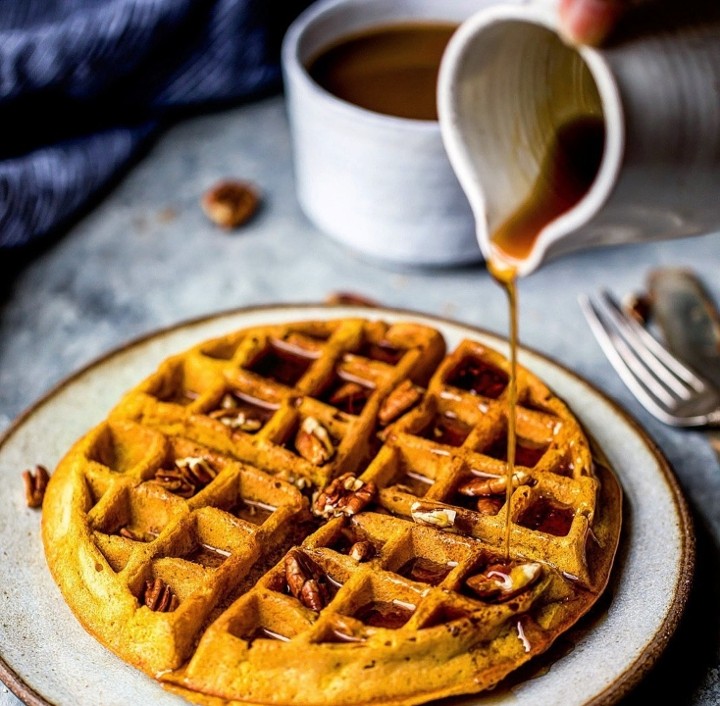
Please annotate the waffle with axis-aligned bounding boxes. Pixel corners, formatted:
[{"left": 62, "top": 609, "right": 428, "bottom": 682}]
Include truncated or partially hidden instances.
[{"left": 41, "top": 317, "right": 622, "bottom": 705}]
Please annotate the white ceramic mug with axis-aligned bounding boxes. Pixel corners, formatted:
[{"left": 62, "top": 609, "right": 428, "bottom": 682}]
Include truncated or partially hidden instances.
[
  {"left": 438, "top": 0, "right": 720, "bottom": 276},
  {"left": 282, "top": 0, "right": 503, "bottom": 267}
]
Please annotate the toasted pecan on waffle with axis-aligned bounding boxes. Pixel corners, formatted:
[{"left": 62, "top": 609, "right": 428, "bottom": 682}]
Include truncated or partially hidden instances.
[{"left": 41, "top": 318, "right": 621, "bottom": 705}]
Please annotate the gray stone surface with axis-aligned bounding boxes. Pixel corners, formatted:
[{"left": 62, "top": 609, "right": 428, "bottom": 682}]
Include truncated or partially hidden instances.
[{"left": 1, "top": 95, "right": 719, "bottom": 705}]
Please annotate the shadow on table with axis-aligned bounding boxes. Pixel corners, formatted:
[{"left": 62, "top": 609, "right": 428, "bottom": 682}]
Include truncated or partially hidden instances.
[
  {"left": 0, "top": 235, "right": 62, "bottom": 291},
  {"left": 621, "top": 508, "right": 720, "bottom": 704}
]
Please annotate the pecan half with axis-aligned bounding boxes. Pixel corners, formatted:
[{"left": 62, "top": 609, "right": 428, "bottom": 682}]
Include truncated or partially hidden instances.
[
  {"left": 143, "top": 578, "right": 179, "bottom": 612},
  {"left": 364, "top": 339, "right": 405, "bottom": 365},
  {"left": 201, "top": 179, "right": 260, "bottom": 229},
  {"left": 216, "top": 410, "right": 263, "bottom": 432},
  {"left": 209, "top": 392, "right": 267, "bottom": 432},
  {"left": 325, "top": 292, "right": 379, "bottom": 307},
  {"left": 177, "top": 456, "right": 216, "bottom": 483},
  {"left": 284, "top": 548, "right": 330, "bottom": 611},
  {"left": 328, "top": 381, "right": 370, "bottom": 415},
  {"left": 22, "top": 464, "right": 50, "bottom": 508},
  {"left": 154, "top": 456, "right": 217, "bottom": 498},
  {"left": 313, "top": 473, "right": 377, "bottom": 518},
  {"left": 119, "top": 526, "right": 143, "bottom": 541},
  {"left": 348, "top": 540, "right": 375, "bottom": 562},
  {"left": 378, "top": 380, "right": 424, "bottom": 426},
  {"left": 457, "top": 471, "right": 531, "bottom": 497},
  {"left": 119, "top": 526, "right": 158, "bottom": 542},
  {"left": 476, "top": 497, "right": 504, "bottom": 515},
  {"left": 410, "top": 502, "right": 456, "bottom": 529},
  {"left": 465, "top": 562, "right": 543, "bottom": 602},
  {"left": 295, "top": 417, "right": 335, "bottom": 465},
  {"left": 154, "top": 468, "right": 194, "bottom": 497}
]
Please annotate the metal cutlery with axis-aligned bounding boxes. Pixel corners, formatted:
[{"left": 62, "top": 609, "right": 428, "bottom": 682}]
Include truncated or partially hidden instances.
[{"left": 579, "top": 288, "right": 720, "bottom": 428}]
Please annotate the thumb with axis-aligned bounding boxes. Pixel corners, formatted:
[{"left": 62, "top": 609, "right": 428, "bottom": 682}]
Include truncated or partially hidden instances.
[{"left": 558, "top": 0, "right": 628, "bottom": 46}]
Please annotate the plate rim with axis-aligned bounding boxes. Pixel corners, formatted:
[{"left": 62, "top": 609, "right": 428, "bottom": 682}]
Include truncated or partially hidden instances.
[{"left": 0, "top": 302, "right": 696, "bottom": 706}]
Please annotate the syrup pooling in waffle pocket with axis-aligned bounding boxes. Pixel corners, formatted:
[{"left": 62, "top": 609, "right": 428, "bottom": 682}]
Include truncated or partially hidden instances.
[{"left": 41, "top": 318, "right": 621, "bottom": 706}]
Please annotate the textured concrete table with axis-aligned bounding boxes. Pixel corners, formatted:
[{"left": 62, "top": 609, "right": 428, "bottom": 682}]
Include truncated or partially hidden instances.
[{"left": 1, "top": 95, "right": 719, "bottom": 705}]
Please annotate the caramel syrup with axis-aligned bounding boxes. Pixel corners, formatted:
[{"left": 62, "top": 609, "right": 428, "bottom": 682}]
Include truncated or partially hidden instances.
[
  {"left": 485, "top": 268, "right": 520, "bottom": 561},
  {"left": 397, "top": 556, "right": 454, "bottom": 585},
  {"left": 488, "top": 115, "right": 604, "bottom": 559},
  {"left": 517, "top": 496, "right": 574, "bottom": 537},
  {"left": 184, "top": 543, "right": 232, "bottom": 569},
  {"left": 354, "top": 599, "right": 415, "bottom": 629},
  {"left": 490, "top": 116, "right": 605, "bottom": 262}
]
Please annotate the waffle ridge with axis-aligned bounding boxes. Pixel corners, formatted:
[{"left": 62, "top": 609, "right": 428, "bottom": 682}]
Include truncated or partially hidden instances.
[{"left": 41, "top": 318, "right": 622, "bottom": 705}]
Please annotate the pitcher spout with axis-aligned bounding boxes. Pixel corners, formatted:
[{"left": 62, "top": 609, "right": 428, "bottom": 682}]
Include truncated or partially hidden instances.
[{"left": 438, "top": 2, "right": 624, "bottom": 276}]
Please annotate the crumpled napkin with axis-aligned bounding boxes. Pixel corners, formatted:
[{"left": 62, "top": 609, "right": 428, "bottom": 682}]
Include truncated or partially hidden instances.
[{"left": 0, "top": 0, "right": 312, "bottom": 250}]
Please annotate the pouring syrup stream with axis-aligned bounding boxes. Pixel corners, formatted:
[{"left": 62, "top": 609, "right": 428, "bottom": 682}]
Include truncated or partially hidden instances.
[
  {"left": 487, "top": 115, "right": 605, "bottom": 559},
  {"left": 488, "top": 263, "right": 519, "bottom": 560}
]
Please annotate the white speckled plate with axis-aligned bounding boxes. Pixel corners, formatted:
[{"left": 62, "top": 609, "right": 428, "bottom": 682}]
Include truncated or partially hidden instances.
[{"left": 0, "top": 305, "right": 694, "bottom": 706}]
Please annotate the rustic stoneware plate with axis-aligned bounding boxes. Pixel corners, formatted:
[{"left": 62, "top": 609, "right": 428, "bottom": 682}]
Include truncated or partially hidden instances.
[{"left": 0, "top": 305, "right": 694, "bottom": 706}]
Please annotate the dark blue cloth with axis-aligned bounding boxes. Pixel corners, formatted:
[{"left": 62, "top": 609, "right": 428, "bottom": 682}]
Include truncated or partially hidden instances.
[{"left": 0, "top": 0, "right": 312, "bottom": 250}]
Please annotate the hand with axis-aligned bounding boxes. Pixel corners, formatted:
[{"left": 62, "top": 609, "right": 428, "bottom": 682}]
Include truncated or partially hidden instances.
[{"left": 558, "top": 0, "right": 629, "bottom": 46}]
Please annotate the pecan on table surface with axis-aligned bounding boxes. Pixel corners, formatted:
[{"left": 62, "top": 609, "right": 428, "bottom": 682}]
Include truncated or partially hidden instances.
[
  {"left": 201, "top": 179, "right": 260, "bottom": 229},
  {"left": 22, "top": 464, "right": 50, "bottom": 508},
  {"left": 325, "top": 292, "right": 380, "bottom": 308}
]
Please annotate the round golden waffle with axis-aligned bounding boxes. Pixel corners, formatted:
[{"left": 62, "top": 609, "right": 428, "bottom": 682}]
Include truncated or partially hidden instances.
[{"left": 41, "top": 317, "right": 622, "bottom": 705}]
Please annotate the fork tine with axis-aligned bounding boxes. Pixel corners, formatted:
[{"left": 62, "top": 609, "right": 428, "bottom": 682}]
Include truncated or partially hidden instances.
[
  {"left": 594, "top": 292, "right": 697, "bottom": 401},
  {"left": 600, "top": 291, "right": 707, "bottom": 393},
  {"left": 578, "top": 295, "right": 682, "bottom": 424},
  {"left": 594, "top": 302, "right": 679, "bottom": 405}
]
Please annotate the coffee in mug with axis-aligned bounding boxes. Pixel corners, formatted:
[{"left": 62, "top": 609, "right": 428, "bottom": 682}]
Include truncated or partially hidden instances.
[{"left": 307, "top": 22, "right": 457, "bottom": 120}]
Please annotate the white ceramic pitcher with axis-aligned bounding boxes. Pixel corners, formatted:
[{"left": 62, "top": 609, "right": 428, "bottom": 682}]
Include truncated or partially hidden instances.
[{"left": 437, "top": 0, "right": 720, "bottom": 276}]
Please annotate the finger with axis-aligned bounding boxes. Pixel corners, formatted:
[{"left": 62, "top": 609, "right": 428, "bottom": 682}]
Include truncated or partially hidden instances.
[{"left": 558, "top": 0, "right": 628, "bottom": 46}]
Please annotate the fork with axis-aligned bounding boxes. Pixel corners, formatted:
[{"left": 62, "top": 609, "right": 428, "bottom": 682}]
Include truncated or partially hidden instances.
[{"left": 579, "top": 291, "right": 720, "bottom": 427}]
